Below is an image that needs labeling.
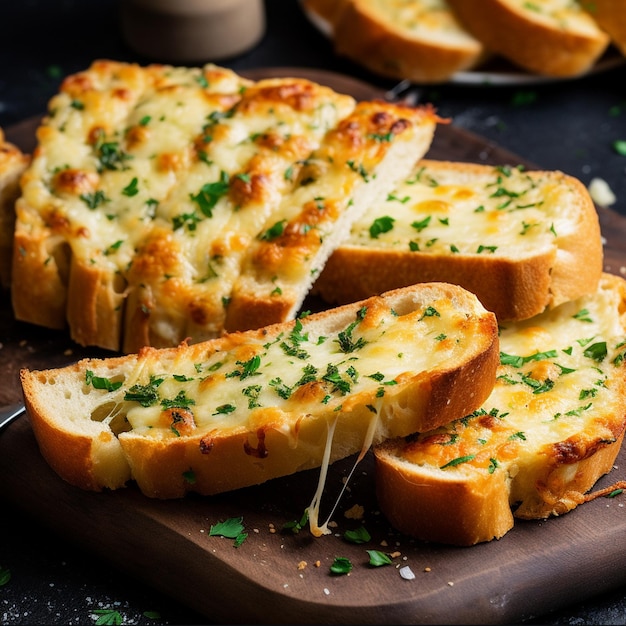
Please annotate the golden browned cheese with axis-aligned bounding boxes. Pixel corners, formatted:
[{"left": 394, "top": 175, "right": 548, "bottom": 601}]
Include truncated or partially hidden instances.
[
  {"left": 11, "top": 60, "right": 440, "bottom": 353},
  {"left": 375, "top": 273, "right": 626, "bottom": 546}
]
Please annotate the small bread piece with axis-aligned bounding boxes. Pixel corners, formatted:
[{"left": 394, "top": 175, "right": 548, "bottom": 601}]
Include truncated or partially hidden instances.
[
  {"left": 21, "top": 282, "right": 499, "bottom": 502},
  {"left": 331, "top": 0, "right": 485, "bottom": 84},
  {"left": 581, "top": 0, "right": 626, "bottom": 56},
  {"left": 313, "top": 160, "right": 603, "bottom": 322},
  {"left": 0, "top": 128, "right": 30, "bottom": 289},
  {"left": 224, "top": 101, "right": 440, "bottom": 332},
  {"left": 448, "top": 0, "right": 610, "bottom": 77},
  {"left": 374, "top": 273, "right": 626, "bottom": 546}
]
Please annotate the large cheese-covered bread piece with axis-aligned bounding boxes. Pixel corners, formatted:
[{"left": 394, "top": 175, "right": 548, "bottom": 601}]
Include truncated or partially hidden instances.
[
  {"left": 313, "top": 159, "right": 603, "bottom": 322},
  {"left": 11, "top": 59, "right": 440, "bottom": 353},
  {"left": 329, "top": 0, "right": 486, "bottom": 84},
  {"left": 21, "top": 282, "right": 499, "bottom": 510},
  {"left": 374, "top": 273, "right": 626, "bottom": 546},
  {"left": 0, "top": 128, "right": 30, "bottom": 289},
  {"left": 448, "top": 0, "right": 610, "bottom": 77}
]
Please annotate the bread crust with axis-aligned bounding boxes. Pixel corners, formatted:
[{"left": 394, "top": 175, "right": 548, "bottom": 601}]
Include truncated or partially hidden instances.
[
  {"left": 313, "top": 159, "right": 603, "bottom": 322},
  {"left": 333, "top": 0, "right": 485, "bottom": 83},
  {"left": 448, "top": 0, "right": 610, "bottom": 76},
  {"left": 21, "top": 281, "right": 499, "bottom": 498},
  {"left": 374, "top": 273, "right": 626, "bottom": 545},
  {"left": 0, "top": 129, "right": 30, "bottom": 289},
  {"left": 581, "top": 0, "right": 626, "bottom": 56}
]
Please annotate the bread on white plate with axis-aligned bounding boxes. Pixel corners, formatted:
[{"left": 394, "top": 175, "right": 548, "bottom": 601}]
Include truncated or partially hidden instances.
[
  {"left": 374, "top": 272, "right": 626, "bottom": 546},
  {"left": 313, "top": 159, "right": 603, "bottom": 322},
  {"left": 581, "top": 0, "right": 626, "bottom": 56},
  {"left": 11, "top": 59, "right": 441, "bottom": 354},
  {"left": 330, "top": 0, "right": 487, "bottom": 84},
  {"left": 447, "top": 0, "right": 610, "bottom": 77}
]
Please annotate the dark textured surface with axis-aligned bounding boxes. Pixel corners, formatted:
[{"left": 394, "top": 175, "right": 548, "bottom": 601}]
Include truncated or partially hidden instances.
[{"left": 1, "top": 1, "right": 626, "bottom": 624}]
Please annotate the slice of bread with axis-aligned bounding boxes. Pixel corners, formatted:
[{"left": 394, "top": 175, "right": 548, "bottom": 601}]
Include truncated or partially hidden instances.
[
  {"left": 0, "top": 128, "right": 30, "bottom": 289},
  {"left": 448, "top": 0, "right": 610, "bottom": 77},
  {"left": 223, "top": 100, "right": 440, "bottom": 332},
  {"left": 10, "top": 60, "right": 440, "bottom": 353},
  {"left": 374, "top": 273, "right": 626, "bottom": 546},
  {"left": 21, "top": 281, "right": 499, "bottom": 504},
  {"left": 331, "top": 0, "right": 486, "bottom": 84},
  {"left": 581, "top": 0, "right": 626, "bottom": 56},
  {"left": 313, "top": 159, "right": 603, "bottom": 322}
]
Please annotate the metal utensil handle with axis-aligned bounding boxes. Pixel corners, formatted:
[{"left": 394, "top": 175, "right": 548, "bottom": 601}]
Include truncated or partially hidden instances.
[{"left": 0, "top": 403, "right": 26, "bottom": 431}]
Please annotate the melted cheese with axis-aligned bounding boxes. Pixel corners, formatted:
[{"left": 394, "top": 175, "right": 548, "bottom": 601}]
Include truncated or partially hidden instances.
[
  {"left": 366, "top": 0, "right": 480, "bottom": 44},
  {"left": 344, "top": 163, "right": 579, "bottom": 257},
  {"left": 16, "top": 60, "right": 360, "bottom": 349}
]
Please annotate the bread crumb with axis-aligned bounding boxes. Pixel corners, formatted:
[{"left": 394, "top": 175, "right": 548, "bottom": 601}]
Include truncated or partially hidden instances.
[
  {"left": 380, "top": 539, "right": 388, "bottom": 547},
  {"left": 389, "top": 551, "right": 401, "bottom": 559},
  {"left": 297, "top": 561, "right": 307, "bottom": 570},
  {"left": 314, "top": 560, "right": 321, "bottom": 568},
  {"left": 588, "top": 177, "right": 616, "bottom": 206},
  {"left": 424, "top": 567, "right": 431, "bottom": 572},
  {"left": 269, "top": 523, "right": 276, "bottom": 534},
  {"left": 448, "top": 581, "right": 454, "bottom": 586},
  {"left": 344, "top": 504, "right": 364, "bottom": 520}
]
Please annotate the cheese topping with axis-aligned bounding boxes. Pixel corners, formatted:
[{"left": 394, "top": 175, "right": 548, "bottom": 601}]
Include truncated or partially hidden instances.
[
  {"left": 344, "top": 163, "right": 579, "bottom": 257},
  {"left": 93, "top": 294, "right": 470, "bottom": 434}
]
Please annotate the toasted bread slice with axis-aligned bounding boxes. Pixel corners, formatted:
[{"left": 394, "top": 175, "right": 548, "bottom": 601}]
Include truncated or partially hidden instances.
[
  {"left": 448, "top": 0, "right": 610, "bottom": 76},
  {"left": 581, "top": 0, "right": 626, "bottom": 56},
  {"left": 224, "top": 100, "right": 440, "bottom": 332},
  {"left": 11, "top": 60, "right": 440, "bottom": 353},
  {"left": 313, "top": 159, "right": 603, "bottom": 322},
  {"left": 21, "top": 282, "right": 499, "bottom": 506},
  {"left": 331, "top": 0, "right": 486, "bottom": 84},
  {"left": 374, "top": 273, "right": 626, "bottom": 546},
  {"left": 0, "top": 128, "right": 30, "bottom": 289}
]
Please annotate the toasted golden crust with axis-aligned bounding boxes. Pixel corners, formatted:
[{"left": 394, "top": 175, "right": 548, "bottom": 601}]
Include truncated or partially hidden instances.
[
  {"left": 21, "top": 282, "right": 499, "bottom": 499},
  {"left": 313, "top": 159, "right": 603, "bottom": 321},
  {"left": 332, "top": 0, "right": 485, "bottom": 83},
  {"left": 448, "top": 0, "right": 610, "bottom": 76},
  {"left": 0, "top": 129, "right": 30, "bottom": 289},
  {"left": 374, "top": 273, "right": 626, "bottom": 545},
  {"left": 581, "top": 0, "right": 626, "bottom": 56}
]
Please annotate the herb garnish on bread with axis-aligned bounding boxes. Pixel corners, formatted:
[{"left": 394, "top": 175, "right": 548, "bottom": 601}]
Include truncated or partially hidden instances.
[
  {"left": 313, "top": 159, "right": 603, "bottom": 322},
  {"left": 20, "top": 282, "right": 498, "bottom": 524},
  {"left": 374, "top": 273, "right": 626, "bottom": 546}
]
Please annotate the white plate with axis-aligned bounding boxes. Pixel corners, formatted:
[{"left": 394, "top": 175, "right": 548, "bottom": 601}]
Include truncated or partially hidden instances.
[{"left": 300, "top": 0, "right": 626, "bottom": 86}]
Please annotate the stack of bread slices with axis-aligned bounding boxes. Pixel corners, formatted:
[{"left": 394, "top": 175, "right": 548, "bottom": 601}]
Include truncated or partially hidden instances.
[
  {"left": 3, "top": 61, "right": 626, "bottom": 546},
  {"left": 303, "top": 0, "right": 625, "bottom": 83}
]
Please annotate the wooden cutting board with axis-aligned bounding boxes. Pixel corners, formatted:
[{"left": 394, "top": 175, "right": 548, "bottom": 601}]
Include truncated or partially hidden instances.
[{"left": 2, "top": 68, "right": 626, "bottom": 625}]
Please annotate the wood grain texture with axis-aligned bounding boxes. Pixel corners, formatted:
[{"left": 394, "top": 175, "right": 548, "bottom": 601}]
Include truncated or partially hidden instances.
[{"left": 1, "top": 68, "right": 626, "bottom": 624}]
